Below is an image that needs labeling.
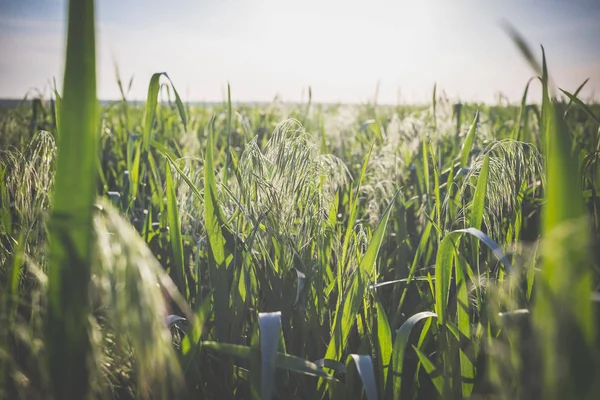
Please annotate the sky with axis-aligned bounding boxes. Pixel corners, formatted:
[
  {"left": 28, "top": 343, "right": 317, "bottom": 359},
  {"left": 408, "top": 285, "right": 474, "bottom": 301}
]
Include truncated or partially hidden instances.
[{"left": 0, "top": 0, "right": 599, "bottom": 104}]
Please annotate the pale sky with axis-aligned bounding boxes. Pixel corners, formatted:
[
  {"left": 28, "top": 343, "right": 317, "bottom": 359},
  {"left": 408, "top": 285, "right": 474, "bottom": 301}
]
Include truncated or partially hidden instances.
[{"left": 0, "top": 0, "right": 599, "bottom": 104}]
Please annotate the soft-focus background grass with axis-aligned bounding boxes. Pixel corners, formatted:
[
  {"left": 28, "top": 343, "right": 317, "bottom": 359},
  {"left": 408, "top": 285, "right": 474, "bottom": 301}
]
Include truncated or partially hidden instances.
[{"left": 2, "top": 0, "right": 600, "bottom": 399}]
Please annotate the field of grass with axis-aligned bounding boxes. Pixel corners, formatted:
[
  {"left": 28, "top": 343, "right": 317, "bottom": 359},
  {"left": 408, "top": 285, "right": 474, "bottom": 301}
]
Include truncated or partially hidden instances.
[{"left": 2, "top": 1, "right": 600, "bottom": 399}]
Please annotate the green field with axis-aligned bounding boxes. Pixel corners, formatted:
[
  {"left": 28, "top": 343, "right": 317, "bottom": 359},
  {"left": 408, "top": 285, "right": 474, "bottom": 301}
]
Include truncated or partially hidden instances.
[{"left": 2, "top": 1, "right": 600, "bottom": 399}]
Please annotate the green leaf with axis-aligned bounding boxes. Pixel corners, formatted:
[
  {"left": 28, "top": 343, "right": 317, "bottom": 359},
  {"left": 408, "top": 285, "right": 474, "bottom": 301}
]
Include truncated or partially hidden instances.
[
  {"left": 46, "top": 0, "right": 97, "bottom": 397},
  {"left": 455, "top": 255, "right": 474, "bottom": 397},
  {"left": 459, "top": 111, "right": 479, "bottom": 168},
  {"left": 362, "top": 191, "right": 398, "bottom": 278},
  {"left": 339, "top": 146, "right": 372, "bottom": 295},
  {"left": 204, "top": 116, "right": 230, "bottom": 342},
  {"left": 389, "top": 311, "right": 437, "bottom": 399},
  {"left": 142, "top": 72, "right": 187, "bottom": 151},
  {"left": 559, "top": 88, "right": 600, "bottom": 125},
  {"left": 325, "top": 193, "right": 397, "bottom": 363},
  {"left": 165, "top": 162, "right": 187, "bottom": 296},
  {"left": 412, "top": 345, "right": 444, "bottom": 396},
  {"left": 203, "top": 341, "right": 255, "bottom": 359},
  {"left": 436, "top": 228, "right": 512, "bottom": 325},
  {"left": 374, "top": 298, "right": 392, "bottom": 393},
  {"left": 470, "top": 153, "right": 489, "bottom": 231}
]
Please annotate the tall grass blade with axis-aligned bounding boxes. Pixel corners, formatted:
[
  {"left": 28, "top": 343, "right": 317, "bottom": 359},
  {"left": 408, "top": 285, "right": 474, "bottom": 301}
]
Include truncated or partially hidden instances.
[
  {"left": 374, "top": 298, "right": 391, "bottom": 393},
  {"left": 459, "top": 111, "right": 479, "bottom": 168},
  {"left": 204, "top": 116, "right": 230, "bottom": 341},
  {"left": 46, "top": 0, "right": 97, "bottom": 397},
  {"left": 455, "top": 255, "right": 474, "bottom": 397},
  {"left": 165, "top": 162, "right": 187, "bottom": 296},
  {"left": 325, "top": 193, "right": 396, "bottom": 363}
]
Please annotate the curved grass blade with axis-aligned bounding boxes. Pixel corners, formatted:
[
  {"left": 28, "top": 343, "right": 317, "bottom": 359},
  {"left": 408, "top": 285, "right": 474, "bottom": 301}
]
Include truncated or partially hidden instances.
[
  {"left": 346, "top": 354, "right": 378, "bottom": 400},
  {"left": 436, "top": 228, "right": 512, "bottom": 325},
  {"left": 142, "top": 72, "right": 187, "bottom": 151},
  {"left": 559, "top": 88, "right": 600, "bottom": 125},
  {"left": 370, "top": 277, "right": 431, "bottom": 289},
  {"left": 259, "top": 311, "right": 282, "bottom": 400},
  {"left": 389, "top": 311, "right": 437, "bottom": 398},
  {"left": 563, "top": 78, "right": 589, "bottom": 117},
  {"left": 462, "top": 228, "right": 512, "bottom": 272}
]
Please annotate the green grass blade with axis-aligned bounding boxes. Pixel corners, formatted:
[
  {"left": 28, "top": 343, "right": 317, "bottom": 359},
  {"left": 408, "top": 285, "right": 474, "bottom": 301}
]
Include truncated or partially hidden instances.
[
  {"left": 389, "top": 311, "right": 437, "bottom": 398},
  {"left": 46, "top": 0, "right": 97, "bottom": 397},
  {"left": 435, "top": 233, "right": 456, "bottom": 326},
  {"left": 203, "top": 341, "right": 255, "bottom": 359},
  {"left": 325, "top": 192, "right": 396, "bottom": 365},
  {"left": 422, "top": 140, "right": 430, "bottom": 194},
  {"left": 143, "top": 73, "right": 162, "bottom": 151},
  {"left": 563, "top": 78, "right": 589, "bottom": 116},
  {"left": 455, "top": 255, "right": 474, "bottom": 397},
  {"left": 559, "top": 88, "right": 600, "bottom": 125},
  {"left": 436, "top": 228, "right": 511, "bottom": 326},
  {"left": 502, "top": 22, "right": 542, "bottom": 74},
  {"left": 459, "top": 111, "right": 479, "bottom": 168},
  {"left": 324, "top": 271, "right": 365, "bottom": 362},
  {"left": 362, "top": 191, "right": 397, "bottom": 278},
  {"left": 374, "top": 298, "right": 392, "bottom": 393},
  {"left": 470, "top": 153, "right": 489, "bottom": 231},
  {"left": 538, "top": 46, "right": 595, "bottom": 398},
  {"left": 165, "top": 162, "right": 187, "bottom": 296},
  {"left": 142, "top": 72, "right": 187, "bottom": 151},
  {"left": 412, "top": 345, "right": 444, "bottom": 396},
  {"left": 512, "top": 79, "right": 534, "bottom": 141},
  {"left": 52, "top": 85, "right": 62, "bottom": 139},
  {"left": 182, "top": 298, "right": 212, "bottom": 373},
  {"left": 339, "top": 146, "right": 372, "bottom": 294},
  {"left": 204, "top": 116, "right": 230, "bottom": 342}
]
